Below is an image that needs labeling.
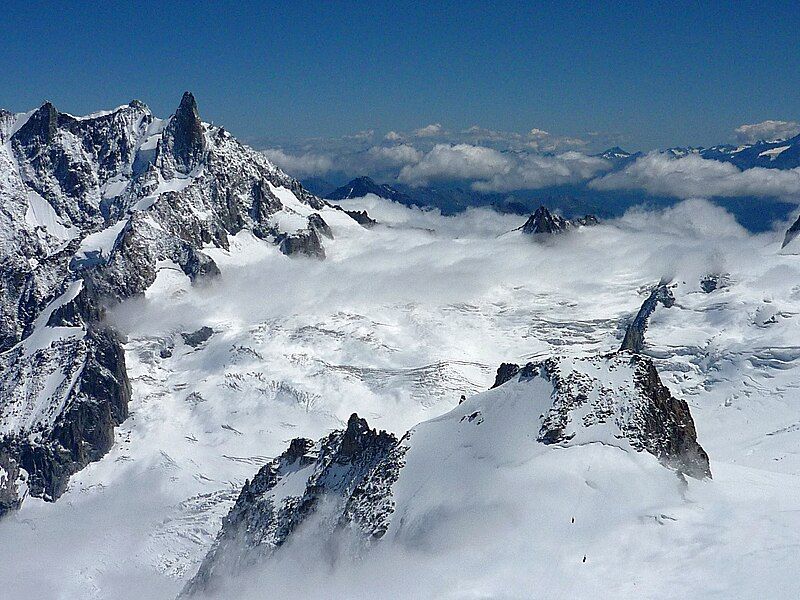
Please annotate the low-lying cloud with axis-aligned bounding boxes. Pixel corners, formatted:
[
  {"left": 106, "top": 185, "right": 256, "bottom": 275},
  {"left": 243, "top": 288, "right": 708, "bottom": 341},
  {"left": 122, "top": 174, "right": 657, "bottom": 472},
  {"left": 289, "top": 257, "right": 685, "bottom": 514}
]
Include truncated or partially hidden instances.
[
  {"left": 735, "top": 120, "right": 800, "bottom": 144},
  {"left": 261, "top": 148, "right": 334, "bottom": 177},
  {"left": 258, "top": 121, "right": 608, "bottom": 190},
  {"left": 591, "top": 152, "right": 800, "bottom": 200},
  {"left": 260, "top": 120, "right": 800, "bottom": 201}
]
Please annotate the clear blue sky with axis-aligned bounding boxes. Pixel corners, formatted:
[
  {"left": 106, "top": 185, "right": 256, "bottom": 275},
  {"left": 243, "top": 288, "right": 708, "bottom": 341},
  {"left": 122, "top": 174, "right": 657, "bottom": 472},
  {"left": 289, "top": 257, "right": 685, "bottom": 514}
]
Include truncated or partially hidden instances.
[{"left": 3, "top": 0, "right": 799, "bottom": 150}]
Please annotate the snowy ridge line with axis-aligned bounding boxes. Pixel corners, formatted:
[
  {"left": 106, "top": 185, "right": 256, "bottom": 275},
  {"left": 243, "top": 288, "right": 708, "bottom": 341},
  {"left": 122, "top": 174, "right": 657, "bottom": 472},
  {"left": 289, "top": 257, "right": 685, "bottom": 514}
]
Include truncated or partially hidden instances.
[{"left": 0, "top": 91, "right": 374, "bottom": 516}]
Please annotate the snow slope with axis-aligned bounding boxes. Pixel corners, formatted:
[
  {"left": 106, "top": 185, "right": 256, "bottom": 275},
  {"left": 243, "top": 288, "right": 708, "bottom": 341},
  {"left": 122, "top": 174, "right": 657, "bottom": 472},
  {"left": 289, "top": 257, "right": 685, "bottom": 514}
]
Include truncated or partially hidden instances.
[{"left": 1, "top": 196, "right": 800, "bottom": 599}]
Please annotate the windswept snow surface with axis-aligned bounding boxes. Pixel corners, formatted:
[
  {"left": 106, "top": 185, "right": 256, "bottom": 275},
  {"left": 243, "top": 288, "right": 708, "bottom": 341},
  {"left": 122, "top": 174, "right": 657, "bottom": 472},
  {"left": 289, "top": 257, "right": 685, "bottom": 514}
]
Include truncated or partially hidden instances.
[{"left": 2, "top": 197, "right": 800, "bottom": 599}]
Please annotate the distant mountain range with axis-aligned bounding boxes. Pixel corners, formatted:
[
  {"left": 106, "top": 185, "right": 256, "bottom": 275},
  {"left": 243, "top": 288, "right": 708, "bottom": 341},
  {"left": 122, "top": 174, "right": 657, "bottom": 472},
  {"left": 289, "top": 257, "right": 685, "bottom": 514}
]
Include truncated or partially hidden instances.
[{"left": 315, "top": 135, "right": 800, "bottom": 232}]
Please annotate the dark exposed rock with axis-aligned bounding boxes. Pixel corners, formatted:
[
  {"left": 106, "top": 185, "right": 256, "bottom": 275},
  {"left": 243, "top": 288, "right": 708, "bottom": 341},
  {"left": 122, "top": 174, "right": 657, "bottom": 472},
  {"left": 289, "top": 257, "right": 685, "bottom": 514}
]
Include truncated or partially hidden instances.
[
  {"left": 620, "top": 282, "right": 675, "bottom": 353},
  {"left": 491, "top": 362, "right": 521, "bottom": 388},
  {"left": 184, "top": 352, "right": 710, "bottom": 590},
  {"left": 782, "top": 214, "right": 800, "bottom": 248},
  {"left": 182, "top": 326, "right": 214, "bottom": 347},
  {"left": 629, "top": 354, "right": 711, "bottom": 479},
  {"left": 328, "top": 176, "right": 412, "bottom": 204},
  {"left": 2, "top": 321, "right": 130, "bottom": 504},
  {"left": 307, "top": 213, "right": 333, "bottom": 239},
  {"left": 180, "top": 248, "right": 221, "bottom": 283},
  {"left": 278, "top": 227, "right": 325, "bottom": 259},
  {"left": 181, "top": 413, "right": 397, "bottom": 597},
  {"left": 0, "top": 448, "right": 23, "bottom": 517},
  {"left": 700, "top": 273, "right": 728, "bottom": 293},
  {"left": 1, "top": 92, "right": 371, "bottom": 516},
  {"left": 509, "top": 353, "right": 711, "bottom": 479},
  {"left": 521, "top": 206, "right": 598, "bottom": 236},
  {"left": 158, "top": 92, "right": 206, "bottom": 175},
  {"left": 341, "top": 207, "right": 377, "bottom": 228}
]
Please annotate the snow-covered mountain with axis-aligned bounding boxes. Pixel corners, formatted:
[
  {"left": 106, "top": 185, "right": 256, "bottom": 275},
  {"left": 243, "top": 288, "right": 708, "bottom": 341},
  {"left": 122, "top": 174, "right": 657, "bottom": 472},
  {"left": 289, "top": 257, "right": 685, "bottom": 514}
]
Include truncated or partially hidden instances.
[
  {"left": 2, "top": 98, "right": 800, "bottom": 600},
  {"left": 182, "top": 350, "right": 709, "bottom": 596},
  {"left": 0, "top": 93, "right": 369, "bottom": 515},
  {"left": 327, "top": 176, "right": 413, "bottom": 205},
  {"left": 671, "top": 134, "right": 800, "bottom": 170}
]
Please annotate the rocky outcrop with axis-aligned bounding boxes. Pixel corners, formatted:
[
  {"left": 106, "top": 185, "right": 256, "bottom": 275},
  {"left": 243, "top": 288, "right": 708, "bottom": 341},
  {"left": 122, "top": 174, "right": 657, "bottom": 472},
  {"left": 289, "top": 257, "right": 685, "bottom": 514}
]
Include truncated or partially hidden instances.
[
  {"left": 307, "top": 213, "right": 333, "bottom": 239},
  {"left": 158, "top": 92, "right": 206, "bottom": 176},
  {"left": 700, "top": 273, "right": 728, "bottom": 293},
  {"left": 339, "top": 207, "right": 377, "bottom": 228},
  {"left": 782, "top": 214, "right": 800, "bottom": 249},
  {"left": 182, "top": 326, "right": 214, "bottom": 347},
  {"left": 533, "top": 353, "right": 710, "bottom": 479},
  {"left": 181, "top": 414, "right": 397, "bottom": 597},
  {"left": 0, "top": 282, "right": 130, "bottom": 509},
  {"left": 184, "top": 352, "right": 709, "bottom": 592},
  {"left": 0, "top": 93, "right": 367, "bottom": 516},
  {"left": 521, "top": 206, "right": 598, "bottom": 236},
  {"left": 0, "top": 448, "right": 23, "bottom": 517},
  {"left": 620, "top": 282, "right": 675, "bottom": 353},
  {"left": 278, "top": 226, "right": 326, "bottom": 259},
  {"left": 491, "top": 362, "right": 521, "bottom": 388}
]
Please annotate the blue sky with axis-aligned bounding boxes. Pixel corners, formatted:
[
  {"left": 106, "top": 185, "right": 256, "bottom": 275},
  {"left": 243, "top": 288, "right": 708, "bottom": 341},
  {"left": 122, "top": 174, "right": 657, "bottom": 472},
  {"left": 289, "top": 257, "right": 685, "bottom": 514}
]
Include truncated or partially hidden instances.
[{"left": 2, "top": 1, "right": 799, "bottom": 151}]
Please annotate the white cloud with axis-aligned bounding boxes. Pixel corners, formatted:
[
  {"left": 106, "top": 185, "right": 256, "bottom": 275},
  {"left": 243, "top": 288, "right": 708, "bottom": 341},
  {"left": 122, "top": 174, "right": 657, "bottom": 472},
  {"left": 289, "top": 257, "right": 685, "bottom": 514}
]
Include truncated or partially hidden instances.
[
  {"left": 261, "top": 148, "right": 334, "bottom": 177},
  {"left": 366, "top": 144, "right": 423, "bottom": 168},
  {"left": 413, "top": 123, "right": 444, "bottom": 137},
  {"left": 735, "top": 120, "right": 800, "bottom": 144},
  {"left": 397, "top": 144, "right": 511, "bottom": 186},
  {"left": 384, "top": 131, "right": 402, "bottom": 141},
  {"left": 526, "top": 127, "right": 588, "bottom": 152},
  {"left": 345, "top": 129, "right": 375, "bottom": 141},
  {"left": 397, "top": 143, "right": 610, "bottom": 190},
  {"left": 474, "top": 151, "right": 609, "bottom": 192},
  {"left": 591, "top": 152, "right": 800, "bottom": 199}
]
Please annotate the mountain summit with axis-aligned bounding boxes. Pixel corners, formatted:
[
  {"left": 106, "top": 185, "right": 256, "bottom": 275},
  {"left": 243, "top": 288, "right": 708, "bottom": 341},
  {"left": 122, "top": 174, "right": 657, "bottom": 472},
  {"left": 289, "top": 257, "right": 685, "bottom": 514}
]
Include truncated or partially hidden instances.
[{"left": 0, "top": 93, "right": 370, "bottom": 515}]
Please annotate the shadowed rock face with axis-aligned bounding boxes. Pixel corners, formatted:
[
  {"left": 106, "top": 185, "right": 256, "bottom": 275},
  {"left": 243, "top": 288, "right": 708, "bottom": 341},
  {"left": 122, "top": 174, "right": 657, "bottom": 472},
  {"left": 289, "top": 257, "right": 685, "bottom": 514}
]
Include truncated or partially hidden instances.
[
  {"left": 159, "top": 92, "right": 206, "bottom": 175},
  {"left": 182, "top": 326, "right": 214, "bottom": 347},
  {"left": 782, "top": 214, "right": 800, "bottom": 248},
  {"left": 341, "top": 207, "right": 377, "bottom": 228},
  {"left": 0, "top": 283, "right": 131, "bottom": 513},
  {"left": 620, "top": 282, "right": 675, "bottom": 353},
  {"left": 181, "top": 414, "right": 397, "bottom": 597},
  {"left": 533, "top": 353, "right": 711, "bottom": 480},
  {"left": 308, "top": 213, "right": 334, "bottom": 239},
  {"left": 521, "top": 206, "right": 598, "bottom": 236},
  {"left": 0, "top": 448, "right": 23, "bottom": 515},
  {"left": 278, "top": 226, "right": 326, "bottom": 259},
  {"left": 491, "top": 362, "right": 521, "bottom": 388}
]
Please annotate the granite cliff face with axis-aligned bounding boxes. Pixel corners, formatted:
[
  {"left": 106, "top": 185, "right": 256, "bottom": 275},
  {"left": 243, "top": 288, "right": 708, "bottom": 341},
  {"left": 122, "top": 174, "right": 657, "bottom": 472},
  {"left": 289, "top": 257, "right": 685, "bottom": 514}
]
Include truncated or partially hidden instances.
[{"left": 0, "top": 93, "right": 370, "bottom": 515}]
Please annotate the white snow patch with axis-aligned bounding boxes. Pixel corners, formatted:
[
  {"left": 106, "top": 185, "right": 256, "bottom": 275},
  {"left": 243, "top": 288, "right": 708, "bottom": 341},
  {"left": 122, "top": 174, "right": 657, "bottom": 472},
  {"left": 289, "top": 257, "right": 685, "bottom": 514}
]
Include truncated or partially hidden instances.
[
  {"left": 758, "top": 145, "right": 791, "bottom": 159},
  {"left": 24, "top": 190, "right": 79, "bottom": 241}
]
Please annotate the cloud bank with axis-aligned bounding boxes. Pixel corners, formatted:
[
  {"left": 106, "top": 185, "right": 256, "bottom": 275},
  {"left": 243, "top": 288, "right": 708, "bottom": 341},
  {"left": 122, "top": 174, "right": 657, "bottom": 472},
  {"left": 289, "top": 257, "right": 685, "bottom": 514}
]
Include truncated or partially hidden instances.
[
  {"left": 735, "top": 120, "right": 800, "bottom": 144},
  {"left": 259, "top": 119, "right": 800, "bottom": 201},
  {"left": 591, "top": 152, "right": 800, "bottom": 200}
]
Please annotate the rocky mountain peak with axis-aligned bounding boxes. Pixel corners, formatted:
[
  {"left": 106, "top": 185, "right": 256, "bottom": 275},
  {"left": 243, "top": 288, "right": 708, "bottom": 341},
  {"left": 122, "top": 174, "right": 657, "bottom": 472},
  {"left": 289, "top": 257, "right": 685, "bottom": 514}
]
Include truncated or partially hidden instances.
[
  {"left": 159, "top": 91, "right": 206, "bottom": 175},
  {"left": 522, "top": 206, "right": 566, "bottom": 234},
  {"left": 184, "top": 349, "right": 711, "bottom": 593},
  {"left": 521, "top": 206, "right": 598, "bottom": 236},
  {"left": 13, "top": 101, "right": 59, "bottom": 146}
]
